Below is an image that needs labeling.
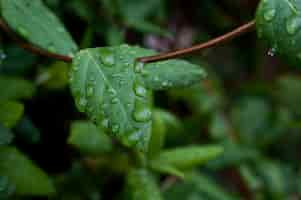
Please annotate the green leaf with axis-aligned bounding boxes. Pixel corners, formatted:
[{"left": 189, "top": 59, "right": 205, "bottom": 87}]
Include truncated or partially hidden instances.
[
  {"left": 148, "top": 109, "right": 167, "bottom": 158},
  {"left": 150, "top": 161, "right": 184, "bottom": 178},
  {"left": 0, "top": 124, "right": 14, "bottom": 146},
  {"left": 70, "top": 45, "right": 206, "bottom": 151},
  {"left": 68, "top": 121, "right": 113, "bottom": 155},
  {"left": 142, "top": 59, "right": 206, "bottom": 90},
  {"left": 255, "top": 159, "right": 296, "bottom": 200},
  {"left": 0, "top": 0, "right": 78, "bottom": 56},
  {"left": 255, "top": 0, "right": 301, "bottom": 66},
  {"left": 151, "top": 145, "right": 223, "bottom": 170},
  {"left": 37, "top": 61, "right": 69, "bottom": 90},
  {"left": 124, "top": 169, "right": 163, "bottom": 200},
  {"left": 0, "top": 101, "right": 24, "bottom": 128},
  {"left": 164, "top": 172, "right": 239, "bottom": 200},
  {"left": 0, "top": 76, "right": 36, "bottom": 101},
  {"left": 70, "top": 45, "right": 153, "bottom": 151},
  {"left": 0, "top": 147, "right": 55, "bottom": 196}
]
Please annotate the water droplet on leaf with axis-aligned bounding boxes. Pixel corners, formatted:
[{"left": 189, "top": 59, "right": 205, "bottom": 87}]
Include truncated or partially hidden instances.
[
  {"left": 286, "top": 17, "right": 300, "bottom": 35},
  {"left": 133, "top": 82, "right": 147, "bottom": 98},
  {"left": 99, "top": 48, "right": 115, "bottom": 66},
  {"left": 264, "top": 9, "right": 276, "bottom": 21},
  {"left": 133, "top": 101, "right": 152, "bottom": 122}
]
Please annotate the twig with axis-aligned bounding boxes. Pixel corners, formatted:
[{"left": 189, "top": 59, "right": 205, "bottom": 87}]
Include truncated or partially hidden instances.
[
  {"left": 138, "top": 20, "right": 256, "bottom": 63},
  {"left": 0, "top": 18, "right": 73, "bottom": 63}
]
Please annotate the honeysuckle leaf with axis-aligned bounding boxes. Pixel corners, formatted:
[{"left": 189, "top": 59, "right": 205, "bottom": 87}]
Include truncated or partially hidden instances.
[
  {"left": 151, "top": 145, "right": 223, "bottom": 169},
  {"left": 150, "top": 161, "right": 185, "bottom": 178},
  {"left": 256, "top": 0, "right": 301, "bottom": 66},
  {"left": 0, "top": 0, "right": 78, "bottom": 56},
  {"left": 124, "top": 169, "right": 163, "bottom": 200},
  {"left": 0, "top": 101, "right": 24, "bottom": 128},
  {"left": 70, "top": 45, "right": 206, "bottom": 151},
  {"left": 70, "top": 45, "right": 153, "bottom": 151},
  {"left": 68, "top": 121, "right": 113, "bottom": 155},
  {"left": 0, "top": 147, "right": 55, "bottom": 195},
  {"left": 0, "top": 76, "right": 35, "bottom": 101}
]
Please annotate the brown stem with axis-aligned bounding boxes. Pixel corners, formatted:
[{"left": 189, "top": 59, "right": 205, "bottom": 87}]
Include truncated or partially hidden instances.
[
  {"left": 138, "top": 20, "right": 256, "bottom": 63},
  {"left": 0, "top": 18, "right": 73, "bottom": 63}
]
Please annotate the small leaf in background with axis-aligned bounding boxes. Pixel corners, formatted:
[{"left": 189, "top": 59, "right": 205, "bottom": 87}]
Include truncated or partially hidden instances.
[
  {"left": 68, "top": 121, "right": 113, "bottom": 155},
  {"left": 148, "top": 109, "right": 167, "bottom": 158},
  {"left": 0, "top": 0, "right": 78, "bottom": 56},
  {"left": 208, "top": 140, "right": 259, "bottom": 169},
  {"left": 124, "top": 169, "right": 163, "bottom": 200},
  {"left": 256, "top": 0, "right": 301, "bottom": 66},
  {"left": 169, "top": 82, "right": 224, "bottom": 115},
  {"left": 231, "top": 97, "right": 290, "bottom": 148},
  {"left": 36, "top": 61, "right": 69, "bottom": 90},
  {"left": 254, "top": 159, "right": 297, "bottom": 200},
  {"left": 115, "top": 0, "right": 169, "bottom": 36},
  {"left": 54, "top": 162, "right": 102, "bottom": 200},
  {"left": 70, "top": 44, "right": 206, "bottom": 151},
  {"left": 0, "top": 76, "right": 36, "bottom": 101},
  {"left": 164, "top": 172, "right": 239, "bottom": 200},
  {"left": 276, "top": 75, "right": 301, "bottom": 116},
  {"left": 14, "top": 117, "right": 40, "bottom": 144},
  {"left": 0, "top": 101, "right": 24, "bottom": 128},
  {"left": 151, "top": 145, "right": 223, "bottom": 170},
  {"left": 0, "top": 124, "right": 13, "bottom": 146},
  {"left": 0, "top": 46, "right": 37, "bottom": 76},
  {"left": 0, "top": 176, "right": 15, "bottom": 199},
  {"left": 150, "top": 161, "right": 184, "bottom": 178},
  {"left": 0, "top": 147, "right": 55, "bottom": 196}
]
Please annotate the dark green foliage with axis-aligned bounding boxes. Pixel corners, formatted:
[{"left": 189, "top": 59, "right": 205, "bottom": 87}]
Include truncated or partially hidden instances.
[{"left": 0, "top": 0, "right": 300, "bottom": 199}]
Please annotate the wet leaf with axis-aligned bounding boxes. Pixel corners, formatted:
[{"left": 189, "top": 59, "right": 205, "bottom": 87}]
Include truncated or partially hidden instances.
[
  {"left": 0, "top": 0, "right": 78, "bottom": 56},
  {"left": 256, "top": 0, "right": 301, "bottom": 66}
]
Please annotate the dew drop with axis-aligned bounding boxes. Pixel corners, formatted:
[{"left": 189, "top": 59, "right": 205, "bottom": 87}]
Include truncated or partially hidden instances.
[
  {"left": 112, "top": 124, "right": 120, "bottom": 133},
  {"left": 108, "top": 88, "right": 117, "bottom": 96},
  {"left": 264, "top": 9, "right": 276, "bottom": 21},
  {"left": 86, "top": 86, "right": 94, "bottom": 97},
  {"left": 111, "top": 98, "right": 118, "bottom": 104},
  {"left": 162, "top": 81, "right": 168, "bottom": 87},
  {"left": 77, "top": 97, "right": 87, "bottom": 112},
  {"left": 101, "top": 118, "right": 109, "bottom": 129},
  {"left": 72, "top": 65, "right": 79, "bottom": 71},
  {"left": 134, "top": 62, "right": 144, "bottom": 73},
  {"left": 133, "top": 101, "right": 152, "bottom": 122},
  {"left": 133, "top": 83, "right": 147, "bottom": 98},
  {"left": 153, "top": 76, "right": 159, "bottom": 82},
  {"left": 286, "top": 17, "right": 299, "bottom": 35},
  {"left": 99, "top": 48, "right": 115, "bottom": 66},
  {"left": 17, "top": 27, "right": 29, "bottom": 38},
  {"left": 267, "top": 47, "right": 277, "bottom": 57},
  {"left": 48, "top": 45, "right": 56, "bottom": 53}
]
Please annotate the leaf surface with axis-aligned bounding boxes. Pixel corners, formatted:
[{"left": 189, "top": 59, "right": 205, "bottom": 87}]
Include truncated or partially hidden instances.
[{"left": 0, "top": 0, "right": 78, "bottom": 56}]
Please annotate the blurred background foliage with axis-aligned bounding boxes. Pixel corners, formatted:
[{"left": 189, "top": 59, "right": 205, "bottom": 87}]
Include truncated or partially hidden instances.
[{"left": 0, "top": 0, "right": 301, "bottom": 199}]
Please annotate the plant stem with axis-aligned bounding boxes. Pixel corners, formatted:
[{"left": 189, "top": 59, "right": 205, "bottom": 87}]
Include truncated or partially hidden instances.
[
  {"left": 138, "top": 20, "right": 256, "bottom": 63},
  {"left": 0, "top": 18, "right": 73, "bottom": 63}
]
